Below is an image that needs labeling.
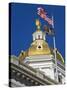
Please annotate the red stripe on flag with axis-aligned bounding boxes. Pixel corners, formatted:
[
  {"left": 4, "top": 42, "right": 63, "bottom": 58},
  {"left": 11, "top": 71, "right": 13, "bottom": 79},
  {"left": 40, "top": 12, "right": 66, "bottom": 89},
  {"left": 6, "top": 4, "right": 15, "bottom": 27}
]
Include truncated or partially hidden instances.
[
  {"left": 37, "top": 7, "right": 53, "bottom": 25},
  {"left": 44, "top": 17, "right": 53, "bottom": 25}
]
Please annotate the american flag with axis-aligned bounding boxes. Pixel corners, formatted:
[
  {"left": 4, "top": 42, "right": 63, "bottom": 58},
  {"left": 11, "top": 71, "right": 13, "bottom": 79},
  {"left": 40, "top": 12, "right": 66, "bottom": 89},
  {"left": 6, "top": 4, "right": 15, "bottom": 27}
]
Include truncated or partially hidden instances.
[{"left": 37, "top": 7, "right": 53, "bottom": 25}]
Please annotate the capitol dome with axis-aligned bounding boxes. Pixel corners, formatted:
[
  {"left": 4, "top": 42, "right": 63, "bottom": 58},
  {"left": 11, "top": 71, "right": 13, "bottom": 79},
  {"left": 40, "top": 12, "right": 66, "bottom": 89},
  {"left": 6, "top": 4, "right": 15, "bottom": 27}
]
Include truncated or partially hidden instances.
[{"left": 19, "top": 19, "right": 64, "bottom": 65}]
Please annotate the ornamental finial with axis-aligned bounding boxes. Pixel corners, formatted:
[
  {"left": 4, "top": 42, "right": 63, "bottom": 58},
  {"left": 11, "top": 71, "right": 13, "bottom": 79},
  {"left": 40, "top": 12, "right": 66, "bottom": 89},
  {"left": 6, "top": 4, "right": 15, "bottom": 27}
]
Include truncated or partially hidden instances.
[{"left": 35, "top": 19, "right": 41, "bottom": 30}]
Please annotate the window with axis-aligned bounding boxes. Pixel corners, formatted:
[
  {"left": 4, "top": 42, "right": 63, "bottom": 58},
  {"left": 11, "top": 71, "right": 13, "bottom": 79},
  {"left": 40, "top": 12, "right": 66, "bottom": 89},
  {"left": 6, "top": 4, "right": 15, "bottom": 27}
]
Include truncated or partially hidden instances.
[
  {"left": 38, "top": 35, "right": 40, "bottom": 39},
  {"left": 58, "top": 74, "right": 62, "bottom": 83},
  {"left": 54, "top": 68, "right": 56, "bottom": 73}
]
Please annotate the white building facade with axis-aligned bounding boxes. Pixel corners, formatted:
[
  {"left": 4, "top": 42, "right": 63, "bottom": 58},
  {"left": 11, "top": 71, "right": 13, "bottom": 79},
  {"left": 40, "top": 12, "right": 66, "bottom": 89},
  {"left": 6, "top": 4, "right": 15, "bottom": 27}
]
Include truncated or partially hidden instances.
[{"left": 19, "top": 20, "right": 65, "bottom": 84}]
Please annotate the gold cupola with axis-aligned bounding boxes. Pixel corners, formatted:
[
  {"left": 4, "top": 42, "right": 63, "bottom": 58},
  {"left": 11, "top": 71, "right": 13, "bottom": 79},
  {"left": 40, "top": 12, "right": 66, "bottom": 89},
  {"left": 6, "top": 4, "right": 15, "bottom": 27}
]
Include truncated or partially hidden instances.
[
  {"left": 19, "top": 19, "right": 64, "bottom": 64},
  {"left": 28, "top": 19, "right": 51, "bottom": 56}
]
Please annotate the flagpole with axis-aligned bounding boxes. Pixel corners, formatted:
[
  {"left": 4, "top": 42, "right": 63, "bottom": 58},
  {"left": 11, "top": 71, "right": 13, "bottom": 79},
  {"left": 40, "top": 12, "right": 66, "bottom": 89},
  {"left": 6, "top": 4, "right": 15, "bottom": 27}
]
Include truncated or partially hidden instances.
[{"left": 52, "top": 16, "right": 58, "bottom": 82}]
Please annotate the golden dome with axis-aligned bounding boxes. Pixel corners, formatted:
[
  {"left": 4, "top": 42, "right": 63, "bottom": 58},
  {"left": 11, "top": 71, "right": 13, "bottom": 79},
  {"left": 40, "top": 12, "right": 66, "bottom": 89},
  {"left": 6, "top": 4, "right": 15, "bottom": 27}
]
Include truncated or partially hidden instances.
[
  {"left": 28, "top": 40, "right": 51, "bottom": 56},
  {"left": 18, "top": 41, "right": 64, "bottom": 64},
  {"left": 18, "top": 19, "right": 64, "bottom": 64},
  {"left": 19, "top": 48, "right": 64, "bottom": 65}
]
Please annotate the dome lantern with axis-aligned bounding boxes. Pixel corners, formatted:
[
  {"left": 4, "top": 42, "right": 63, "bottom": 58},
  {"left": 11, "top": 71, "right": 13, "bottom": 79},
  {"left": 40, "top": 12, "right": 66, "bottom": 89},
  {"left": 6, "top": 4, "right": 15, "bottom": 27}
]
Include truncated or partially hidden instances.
[{"left": 32, "top": 19, "right": 46, "bottom": 41}]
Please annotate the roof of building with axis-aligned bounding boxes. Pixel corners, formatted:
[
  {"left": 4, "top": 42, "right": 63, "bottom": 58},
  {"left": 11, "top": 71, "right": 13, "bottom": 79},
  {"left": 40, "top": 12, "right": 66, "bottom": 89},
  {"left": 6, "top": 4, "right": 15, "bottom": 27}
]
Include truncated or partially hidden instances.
[
  {"left": 19, "top": 40, "right": 64, "bottom": 65},
  {"left": 28, "top": 40, "right": 51, "bottom": 56},
  {"left": 18, "top": 20, "right": 64, "bottom": 65}
]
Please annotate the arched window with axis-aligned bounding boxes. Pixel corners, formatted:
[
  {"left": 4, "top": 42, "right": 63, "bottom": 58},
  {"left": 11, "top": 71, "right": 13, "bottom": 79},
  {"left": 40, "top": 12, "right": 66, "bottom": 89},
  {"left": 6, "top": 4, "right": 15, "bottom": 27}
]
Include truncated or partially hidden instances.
[
  {"left": 38, "top": 35, "right": 40, "bottom": 39},
  {"left": 58, "top": 73, "right": 62, "bottom": 83}
]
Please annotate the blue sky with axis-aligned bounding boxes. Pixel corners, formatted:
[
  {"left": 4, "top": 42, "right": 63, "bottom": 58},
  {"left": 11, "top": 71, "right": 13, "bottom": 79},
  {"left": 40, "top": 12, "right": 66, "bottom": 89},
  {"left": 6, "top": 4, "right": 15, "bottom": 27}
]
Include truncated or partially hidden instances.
[{"left": 10, "top": 3, "right": 65, "bottom": 59}]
